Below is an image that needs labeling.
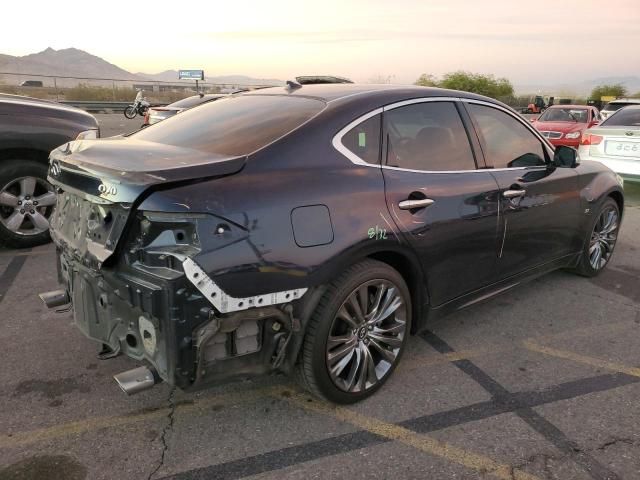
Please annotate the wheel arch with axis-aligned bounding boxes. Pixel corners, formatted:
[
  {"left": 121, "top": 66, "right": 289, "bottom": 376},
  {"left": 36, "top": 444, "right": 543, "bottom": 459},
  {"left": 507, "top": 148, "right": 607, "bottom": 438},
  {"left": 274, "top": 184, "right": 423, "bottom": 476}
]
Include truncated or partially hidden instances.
[
  {"left": 607, "top": 189, "right": 624, "bottom": 217},
  {"left": 292, "top": 243, "right": 429, "bottom": 346},
  {"left": 366, "top": 249, "right": 428, "bottom": 334}
]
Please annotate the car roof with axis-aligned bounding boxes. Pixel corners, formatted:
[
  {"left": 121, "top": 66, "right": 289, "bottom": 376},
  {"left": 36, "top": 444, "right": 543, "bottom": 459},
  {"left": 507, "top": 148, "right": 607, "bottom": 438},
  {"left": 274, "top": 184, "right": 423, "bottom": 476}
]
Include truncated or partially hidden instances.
[
  {"left": 241, "top": 83, "right": 497, "bottom": 104},
  {"left": 613, "top": 104, "right": 640, "bottom": 110},
  {"left": 0, "top": 93, "right": 95, "bottom": 119},
  {"left": 546, "top": 104, "right": 590, "bottom": 109},
  {"left": 604, "top": 99, "right": 640, "bottom": 105}
]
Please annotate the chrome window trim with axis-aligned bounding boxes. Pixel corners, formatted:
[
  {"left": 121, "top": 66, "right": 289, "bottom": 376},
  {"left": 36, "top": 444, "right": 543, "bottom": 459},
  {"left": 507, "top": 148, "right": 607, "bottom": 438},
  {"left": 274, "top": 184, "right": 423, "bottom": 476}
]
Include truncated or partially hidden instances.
[
  {"left": 332, "top": 107, "right": 383, "bottom": 166},
  {"left": 382, "top": 96, "right": 460, "bottom": 111},
  {"left": 332, "top": 96, "right": 553, "bottom": 173}
]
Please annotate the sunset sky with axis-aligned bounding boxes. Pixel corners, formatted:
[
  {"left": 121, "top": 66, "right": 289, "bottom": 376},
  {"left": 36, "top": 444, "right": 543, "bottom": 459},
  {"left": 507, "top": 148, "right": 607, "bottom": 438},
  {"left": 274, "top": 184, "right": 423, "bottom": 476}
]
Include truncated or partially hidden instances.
[{"left": 2, "top": 0, "right": 639, "bottom": 84}]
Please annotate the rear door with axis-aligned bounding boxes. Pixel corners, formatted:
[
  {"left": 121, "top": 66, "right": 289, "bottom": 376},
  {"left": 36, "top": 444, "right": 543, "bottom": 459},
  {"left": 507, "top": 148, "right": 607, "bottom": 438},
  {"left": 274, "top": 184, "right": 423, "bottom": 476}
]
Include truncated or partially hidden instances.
[
  {"left": 381, "top": 99, "right": 501, "bottom": 306},
  {"left": 463, "top": 100, "right": 582, "bottom": 279}
]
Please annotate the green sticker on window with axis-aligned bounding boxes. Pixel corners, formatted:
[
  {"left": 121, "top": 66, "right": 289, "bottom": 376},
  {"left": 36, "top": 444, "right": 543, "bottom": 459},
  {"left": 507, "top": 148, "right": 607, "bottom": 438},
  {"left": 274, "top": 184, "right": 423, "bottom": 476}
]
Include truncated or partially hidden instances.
[{"left": 358, "top": 132, "right": 366, "bottom": 147}]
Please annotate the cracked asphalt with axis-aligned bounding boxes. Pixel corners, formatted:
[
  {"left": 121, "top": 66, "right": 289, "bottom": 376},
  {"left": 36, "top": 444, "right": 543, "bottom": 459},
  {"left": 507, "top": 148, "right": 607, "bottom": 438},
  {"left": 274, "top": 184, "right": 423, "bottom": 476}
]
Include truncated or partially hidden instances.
[{"left": 0, "top": 115, "right": 639, "bottom": 479}]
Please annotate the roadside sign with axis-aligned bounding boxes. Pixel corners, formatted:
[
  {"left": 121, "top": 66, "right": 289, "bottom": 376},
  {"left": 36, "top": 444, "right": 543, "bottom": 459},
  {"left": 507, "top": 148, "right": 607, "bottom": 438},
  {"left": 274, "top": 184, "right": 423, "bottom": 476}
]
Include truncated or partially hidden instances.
[{"left": 179, "top": 70, "right": 204, "bottom": 80}]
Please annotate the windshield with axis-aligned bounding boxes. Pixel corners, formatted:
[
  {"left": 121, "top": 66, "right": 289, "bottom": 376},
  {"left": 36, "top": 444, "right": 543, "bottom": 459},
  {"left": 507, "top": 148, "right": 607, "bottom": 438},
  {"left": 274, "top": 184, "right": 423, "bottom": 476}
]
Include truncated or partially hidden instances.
[
  {"left": 602, "top": 108, "right": 640, "bottom": 126},
  {"left": 134, "top": 95, "right": 325, "bottom": 156},
  {"left": 538, "top": 108, "right": 588, "bottom": 123}
]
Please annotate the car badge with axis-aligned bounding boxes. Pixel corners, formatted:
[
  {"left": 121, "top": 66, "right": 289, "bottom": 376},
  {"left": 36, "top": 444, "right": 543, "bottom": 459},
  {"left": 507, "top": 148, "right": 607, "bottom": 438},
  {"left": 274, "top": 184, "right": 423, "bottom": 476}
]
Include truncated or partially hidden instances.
[
  {"left": 98, "top": 183, "right": 118, "bottom": 196},
  {"left": 625, "top": 131, "right": 634, "bottom": 136}
]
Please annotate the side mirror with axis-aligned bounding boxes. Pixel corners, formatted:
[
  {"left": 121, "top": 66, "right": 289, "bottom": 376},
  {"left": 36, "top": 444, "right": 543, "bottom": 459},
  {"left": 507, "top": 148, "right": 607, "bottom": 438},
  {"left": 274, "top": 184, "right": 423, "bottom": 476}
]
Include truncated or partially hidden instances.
[
  {"left": 529, "top": 117, "right": 537, "bottom": 122},
  {"left": 553, "top": 145, "right": 578, "bottom": 168}
]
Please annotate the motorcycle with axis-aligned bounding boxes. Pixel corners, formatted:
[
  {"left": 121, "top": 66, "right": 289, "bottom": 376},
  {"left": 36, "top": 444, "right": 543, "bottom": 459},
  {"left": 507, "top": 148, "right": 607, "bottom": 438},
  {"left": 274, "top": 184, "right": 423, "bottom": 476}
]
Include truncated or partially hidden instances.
[{"left": 124, "top": 91, "right": 150, "bottom": 119}]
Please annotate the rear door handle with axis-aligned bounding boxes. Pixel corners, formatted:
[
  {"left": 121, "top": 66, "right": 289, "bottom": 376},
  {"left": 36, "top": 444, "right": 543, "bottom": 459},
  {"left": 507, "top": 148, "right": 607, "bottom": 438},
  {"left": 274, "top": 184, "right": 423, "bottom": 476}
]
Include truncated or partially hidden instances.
[
  {"left": 503, "top": 189, "right": 526, "bottom": 199},
  {"left": 398, "top": 198, "right": 435, "bottom": 210}
]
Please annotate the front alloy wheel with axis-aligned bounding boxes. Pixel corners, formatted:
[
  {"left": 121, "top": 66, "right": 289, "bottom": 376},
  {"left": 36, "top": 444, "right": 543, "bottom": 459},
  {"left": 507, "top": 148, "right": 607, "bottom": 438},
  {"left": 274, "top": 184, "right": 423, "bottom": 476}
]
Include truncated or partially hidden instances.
[
  {"left": 298, "top": 259, "right": 411, "bottom": 403},
  {"left": 0, "top": 160, "right": 56, "bottom": 248}
]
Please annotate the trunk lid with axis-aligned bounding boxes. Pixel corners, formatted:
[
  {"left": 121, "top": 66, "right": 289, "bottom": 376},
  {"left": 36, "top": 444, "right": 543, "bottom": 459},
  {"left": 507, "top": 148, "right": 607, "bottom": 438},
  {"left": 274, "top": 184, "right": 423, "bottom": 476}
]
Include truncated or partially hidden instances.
[
  {"left": 584, "top": 125, "right": 640, "bottom": 159},
  {"left": 48, "top": 137, "right": 246, "bottom": 264}
]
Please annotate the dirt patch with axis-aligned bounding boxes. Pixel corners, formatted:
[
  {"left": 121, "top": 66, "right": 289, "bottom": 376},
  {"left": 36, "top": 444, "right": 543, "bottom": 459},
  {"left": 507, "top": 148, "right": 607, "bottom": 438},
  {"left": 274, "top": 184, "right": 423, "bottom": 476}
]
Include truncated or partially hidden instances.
[
  {"left": 13, "top": 377, "right": 90, "bottom": 400},
  {"left": 0, "top": 455, "right": 86, "bottom": 480}
]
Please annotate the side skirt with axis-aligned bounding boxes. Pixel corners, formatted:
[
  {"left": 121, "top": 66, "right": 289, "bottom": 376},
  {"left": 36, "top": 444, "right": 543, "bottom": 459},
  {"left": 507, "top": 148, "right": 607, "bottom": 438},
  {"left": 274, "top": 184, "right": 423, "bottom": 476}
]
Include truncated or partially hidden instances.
[{"left": 416, "top": 252, "right": 581, "bottom": 330}]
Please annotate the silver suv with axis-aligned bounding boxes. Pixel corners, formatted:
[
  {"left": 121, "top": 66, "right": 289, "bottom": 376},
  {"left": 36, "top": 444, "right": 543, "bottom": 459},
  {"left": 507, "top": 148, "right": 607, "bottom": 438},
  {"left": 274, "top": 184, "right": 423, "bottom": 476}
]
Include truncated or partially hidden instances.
[{"left": 600, "top": 98, "right": 640, "bottom": 120}]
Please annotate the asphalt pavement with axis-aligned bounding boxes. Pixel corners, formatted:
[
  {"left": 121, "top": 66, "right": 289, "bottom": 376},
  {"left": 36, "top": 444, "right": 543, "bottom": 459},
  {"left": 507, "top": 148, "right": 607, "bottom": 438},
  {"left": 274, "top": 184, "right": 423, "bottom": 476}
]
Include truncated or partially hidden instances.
[{"left": 0, "top": 116, "right": 639, "bottom": 480}]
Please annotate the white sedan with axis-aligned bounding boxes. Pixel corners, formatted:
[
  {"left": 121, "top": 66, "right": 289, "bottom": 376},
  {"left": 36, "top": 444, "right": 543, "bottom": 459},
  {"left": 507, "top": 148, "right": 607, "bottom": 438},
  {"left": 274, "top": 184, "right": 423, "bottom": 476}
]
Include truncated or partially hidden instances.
[{"left": 578, "top": 105, "right": 640, "bottom": 183}]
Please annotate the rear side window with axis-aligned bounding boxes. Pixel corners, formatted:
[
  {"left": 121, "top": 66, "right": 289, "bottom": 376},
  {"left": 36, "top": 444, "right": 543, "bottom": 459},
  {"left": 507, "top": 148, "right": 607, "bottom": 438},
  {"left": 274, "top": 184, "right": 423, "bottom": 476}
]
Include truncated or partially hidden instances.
[
  {"left": 468, "top": 104, "right": 546, "bottom": 169},
  {"left": 340, "top": 114, "right": 381, "bottom": 165},
  {"left": 603, "top": 108, "right": 640, "bottom": 126},
  {"left": 134, "top": 95, "right": 325, "bottom": 156},
  {"left": 384, "top": 102, "right": 476, "bottom": 171}
]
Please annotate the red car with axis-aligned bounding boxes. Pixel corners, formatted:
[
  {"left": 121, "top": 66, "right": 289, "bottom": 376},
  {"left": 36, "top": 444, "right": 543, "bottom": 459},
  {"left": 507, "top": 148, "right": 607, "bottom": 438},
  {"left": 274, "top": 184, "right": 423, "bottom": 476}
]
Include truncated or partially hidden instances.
[{"left": 531, "top": 105, "right": 601, "bottom": 147}]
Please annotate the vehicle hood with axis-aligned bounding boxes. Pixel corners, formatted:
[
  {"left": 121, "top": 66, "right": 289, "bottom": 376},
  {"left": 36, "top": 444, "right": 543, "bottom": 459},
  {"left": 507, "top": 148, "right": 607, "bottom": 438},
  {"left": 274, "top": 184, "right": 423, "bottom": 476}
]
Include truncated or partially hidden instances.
[
  {"left": 48, "top": 136, "right": 246, "bottom": 203},
  {"left": 533, "top": 121, "right": 586, "bottom": 133},
  {"left": 0, "top": 94, "right": 97, "bottom": 126}
]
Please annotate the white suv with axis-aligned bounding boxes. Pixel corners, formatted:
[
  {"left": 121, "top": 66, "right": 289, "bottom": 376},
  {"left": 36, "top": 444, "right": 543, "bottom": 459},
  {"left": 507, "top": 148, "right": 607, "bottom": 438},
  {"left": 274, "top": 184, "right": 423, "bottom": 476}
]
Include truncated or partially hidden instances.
[{"left": 600, "top": 99, "right": 640, "bottom": 120}]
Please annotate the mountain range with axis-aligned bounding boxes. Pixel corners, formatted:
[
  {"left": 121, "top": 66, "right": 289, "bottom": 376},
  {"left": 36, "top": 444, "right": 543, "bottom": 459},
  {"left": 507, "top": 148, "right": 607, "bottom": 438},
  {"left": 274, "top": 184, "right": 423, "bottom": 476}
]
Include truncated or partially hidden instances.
[{"left": 0, "top": 48, "right": 283, "bottom": 87}]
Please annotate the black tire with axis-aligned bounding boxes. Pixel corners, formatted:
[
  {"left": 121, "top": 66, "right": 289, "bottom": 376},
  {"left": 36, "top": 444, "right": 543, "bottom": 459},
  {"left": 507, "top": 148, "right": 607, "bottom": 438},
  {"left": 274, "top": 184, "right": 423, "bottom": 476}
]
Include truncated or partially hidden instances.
[
  {"left": 0, "top": 160, "right": 53, "bottom": 249},
  {"left": 297, "top": 259, "right": 412, "bottom": 404},
  {"left": 572, "top": 197, "right": 620, "bottom": 277},
  {"left": 124, "top": 106, "right": 137, "bottom": 119}
]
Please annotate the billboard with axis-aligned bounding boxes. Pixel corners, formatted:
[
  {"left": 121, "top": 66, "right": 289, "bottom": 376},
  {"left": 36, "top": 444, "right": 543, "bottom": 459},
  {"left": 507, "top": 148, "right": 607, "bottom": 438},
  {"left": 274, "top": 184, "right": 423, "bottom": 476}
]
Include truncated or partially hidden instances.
[{"left": 179, "top": 70, "right": 205, "bottom": 80}]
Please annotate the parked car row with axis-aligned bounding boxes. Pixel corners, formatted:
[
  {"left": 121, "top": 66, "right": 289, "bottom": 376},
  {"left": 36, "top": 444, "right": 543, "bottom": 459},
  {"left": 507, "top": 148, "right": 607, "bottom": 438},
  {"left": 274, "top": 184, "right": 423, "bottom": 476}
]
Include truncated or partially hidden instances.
[{"left": 530, "top": 101, "right": 640, "bottom": 183}]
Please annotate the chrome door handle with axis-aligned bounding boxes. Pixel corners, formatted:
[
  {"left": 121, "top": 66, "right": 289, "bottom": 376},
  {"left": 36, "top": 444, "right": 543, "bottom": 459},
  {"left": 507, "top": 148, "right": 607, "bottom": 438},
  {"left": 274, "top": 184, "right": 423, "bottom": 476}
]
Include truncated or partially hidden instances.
[
  {"left": 503, "top": 189, "right": 526, "bottom": 199},
  {"left": 398, "top": 198, "right": 435, "bottom": 210}
]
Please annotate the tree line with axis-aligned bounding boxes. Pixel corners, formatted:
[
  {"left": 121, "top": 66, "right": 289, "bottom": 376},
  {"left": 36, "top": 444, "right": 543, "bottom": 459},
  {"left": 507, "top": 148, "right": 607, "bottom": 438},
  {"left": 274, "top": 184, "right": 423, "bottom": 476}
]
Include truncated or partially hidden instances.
[{"left": 413, "top": 71, "right": 640, "bottom": 103}]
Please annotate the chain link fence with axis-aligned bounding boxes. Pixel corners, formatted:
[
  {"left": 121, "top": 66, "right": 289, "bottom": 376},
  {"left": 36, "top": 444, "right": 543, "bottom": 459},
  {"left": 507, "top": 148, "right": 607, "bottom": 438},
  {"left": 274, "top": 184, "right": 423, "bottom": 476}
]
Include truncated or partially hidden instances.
[{"left": 0, "top": 72, "right": 280, "bottom": 104}]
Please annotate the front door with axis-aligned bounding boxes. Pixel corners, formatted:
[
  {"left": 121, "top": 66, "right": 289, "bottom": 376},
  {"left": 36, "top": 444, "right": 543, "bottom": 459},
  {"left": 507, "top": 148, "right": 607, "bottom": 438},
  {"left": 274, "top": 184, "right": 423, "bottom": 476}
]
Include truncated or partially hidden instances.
[
  {"left": 464, "top": 101, "right": 582, "bottom": 279},
  {"left": 381, "top": 99, "right": 500, "bottom": 307}
]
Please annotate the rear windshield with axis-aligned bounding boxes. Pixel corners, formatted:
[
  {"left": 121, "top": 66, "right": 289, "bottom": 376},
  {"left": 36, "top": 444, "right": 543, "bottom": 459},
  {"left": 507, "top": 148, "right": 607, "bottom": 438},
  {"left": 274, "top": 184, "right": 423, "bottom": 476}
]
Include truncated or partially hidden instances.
[
  {"left": 604, "top": 102, "right": 639, "bottom": 112},
  {"left": 602, "top": 108, "right": 640, "bottom": 126},
  {"left": 134, "top": 95, "right": 325, "bottom": 155}
]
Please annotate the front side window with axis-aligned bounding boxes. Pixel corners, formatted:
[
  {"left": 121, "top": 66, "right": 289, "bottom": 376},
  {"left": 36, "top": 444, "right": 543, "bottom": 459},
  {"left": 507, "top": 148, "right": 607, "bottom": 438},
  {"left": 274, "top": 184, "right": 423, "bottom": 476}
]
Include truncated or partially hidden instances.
[
  {"left": 340, "top": 114, "right": 381, "bottom": 165},
  {"left": 384, "top": 101, "right": 476, "bottom": 171},
  {"left": 467, "top": 104, "right": 547, "bottom": 169}
]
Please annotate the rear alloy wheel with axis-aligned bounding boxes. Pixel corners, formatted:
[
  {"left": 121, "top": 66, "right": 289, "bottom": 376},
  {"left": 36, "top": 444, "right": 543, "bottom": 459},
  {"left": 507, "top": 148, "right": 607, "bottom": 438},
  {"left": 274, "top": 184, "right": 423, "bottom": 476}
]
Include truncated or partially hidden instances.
[
  {"left": 0, "top": 160, "right": 55, "bottom": 248},
  {"left": 298, "top": 260, "right": 411, "bottom": 403},
  {"left": 574, "top": 197, "right": 619, "bottom": 277}
]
